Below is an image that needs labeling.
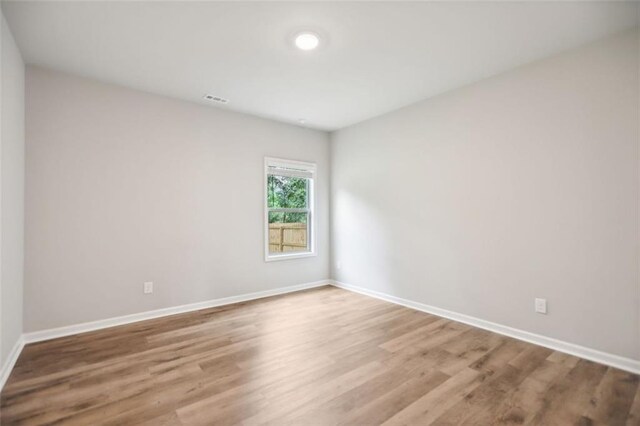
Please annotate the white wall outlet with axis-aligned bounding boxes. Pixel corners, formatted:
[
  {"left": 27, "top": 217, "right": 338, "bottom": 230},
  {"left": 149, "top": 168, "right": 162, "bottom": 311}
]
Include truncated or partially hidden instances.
[
  {"left": 143, "top": 281, "right": 153, "bottom": 294},
  {"left": 535, "top": 298, "right": 547, "bottom": 314},
  {"left": 336, "top": 261, "right": 342, "bottom": 270}
]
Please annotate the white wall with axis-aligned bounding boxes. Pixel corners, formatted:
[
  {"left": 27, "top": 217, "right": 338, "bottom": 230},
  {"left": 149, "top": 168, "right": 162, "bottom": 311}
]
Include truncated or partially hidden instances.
[
  {"left": 25, "top": 67, "right": 330, "bottom": 332},
  {"left": 1, "top": 13, "right": 25, "bottom": 366},
  {"left": 331, "top": 30, "right": 639, "bottom": 360}
]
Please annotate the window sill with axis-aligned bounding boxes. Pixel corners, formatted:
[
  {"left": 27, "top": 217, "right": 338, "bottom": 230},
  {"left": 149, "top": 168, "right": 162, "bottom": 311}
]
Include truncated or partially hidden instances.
[{"left": 265, "top": 251, "right": 316, "bottom": 262}]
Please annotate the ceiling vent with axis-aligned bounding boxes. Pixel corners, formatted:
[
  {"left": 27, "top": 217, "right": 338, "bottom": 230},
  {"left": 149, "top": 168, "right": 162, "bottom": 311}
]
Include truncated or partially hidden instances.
[{"left": 203, "top": 94, "right": 229, "bottom": 104}]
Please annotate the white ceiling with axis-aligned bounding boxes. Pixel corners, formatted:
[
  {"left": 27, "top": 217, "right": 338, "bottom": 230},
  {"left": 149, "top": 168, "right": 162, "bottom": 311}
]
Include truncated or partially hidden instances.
[{"left": 2, "top": 1, "right": 638, "bottom": 131}]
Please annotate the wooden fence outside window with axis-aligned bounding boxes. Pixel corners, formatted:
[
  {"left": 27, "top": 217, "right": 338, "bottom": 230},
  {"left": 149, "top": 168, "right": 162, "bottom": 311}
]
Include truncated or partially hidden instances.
[{"left": 268, "top": 223, "right": 308, "bottom": 253}]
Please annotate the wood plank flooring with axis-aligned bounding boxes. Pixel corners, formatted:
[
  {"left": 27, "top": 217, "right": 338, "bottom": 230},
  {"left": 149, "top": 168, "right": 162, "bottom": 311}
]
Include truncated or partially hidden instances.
[{"left": 1, "top": 286, "right": 639, "bottom": 425}]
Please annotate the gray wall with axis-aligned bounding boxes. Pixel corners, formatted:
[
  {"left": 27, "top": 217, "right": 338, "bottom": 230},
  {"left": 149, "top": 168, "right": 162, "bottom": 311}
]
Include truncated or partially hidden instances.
[
  {"left": 1, "top": 13, "right": 25, "bottom": 365},
  {"left": 331, "top": 30, "right": 639, "bottom": 360},
  {"left": 25, "top": 67, "right": 330, "bottom": 332}
]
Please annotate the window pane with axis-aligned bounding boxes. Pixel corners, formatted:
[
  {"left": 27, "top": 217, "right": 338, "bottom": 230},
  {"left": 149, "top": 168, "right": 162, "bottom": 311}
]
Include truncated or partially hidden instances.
[
  {"left": 267, "top": 175, "right": 308, "bottom": 209},
  {"left": 268, "top": 211, "right": 309, "bottom": 254}
]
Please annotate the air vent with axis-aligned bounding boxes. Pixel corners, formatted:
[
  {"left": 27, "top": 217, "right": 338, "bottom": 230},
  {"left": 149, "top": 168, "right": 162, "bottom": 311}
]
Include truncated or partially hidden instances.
[{"left": 203, "top": 94, "right": 229, "bottom": 104}]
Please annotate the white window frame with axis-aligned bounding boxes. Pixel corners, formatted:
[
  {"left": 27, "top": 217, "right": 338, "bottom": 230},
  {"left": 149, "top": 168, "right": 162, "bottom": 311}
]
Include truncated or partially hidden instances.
[{"left": 264, "top": 157, "right": 317, "bottom": 262}]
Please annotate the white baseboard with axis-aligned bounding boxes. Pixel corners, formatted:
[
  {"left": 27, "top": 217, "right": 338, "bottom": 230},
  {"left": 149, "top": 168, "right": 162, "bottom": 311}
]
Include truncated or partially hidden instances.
[
  {"left": 330, "top": 280, "right": 640, "bottom": 375},
  {"left": 0, "top": 335, "right": 26, "bottom": 391},
  {"left": 23, "top": 280, "right": 330, "bottom": 344}
]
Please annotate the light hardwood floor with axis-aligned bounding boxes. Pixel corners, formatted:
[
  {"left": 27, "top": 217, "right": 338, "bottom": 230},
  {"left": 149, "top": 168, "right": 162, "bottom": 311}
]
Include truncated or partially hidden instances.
[{"left": 1, "top": 286, "right": 639, "bottom": 425}]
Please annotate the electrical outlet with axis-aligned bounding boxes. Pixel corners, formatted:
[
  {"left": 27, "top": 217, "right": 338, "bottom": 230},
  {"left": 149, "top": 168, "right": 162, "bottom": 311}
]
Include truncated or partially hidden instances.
[
  {"left": 535, "top": 298, "right": 547, "bottom": 314},
  {"left": 144, "top": 282, "right": 153, "bottom": 294},
  {"left": 336, "top": 261, "right": 342, "bottom": 270}
]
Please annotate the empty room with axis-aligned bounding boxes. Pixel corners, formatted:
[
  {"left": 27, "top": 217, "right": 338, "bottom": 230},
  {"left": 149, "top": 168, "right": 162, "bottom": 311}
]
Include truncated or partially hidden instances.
[{"left": 0, "top": 0, "right": 639, "bottom": 424}]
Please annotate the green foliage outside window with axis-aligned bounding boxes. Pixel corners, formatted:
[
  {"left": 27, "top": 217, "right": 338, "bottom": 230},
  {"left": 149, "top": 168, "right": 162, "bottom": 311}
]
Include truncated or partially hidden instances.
[{"left": 267, "top": 175, "right": 308, "bottom": 223}]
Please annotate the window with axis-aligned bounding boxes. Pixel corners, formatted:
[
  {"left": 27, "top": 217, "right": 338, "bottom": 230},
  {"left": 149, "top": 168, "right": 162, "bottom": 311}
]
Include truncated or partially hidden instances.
[{"left": 265, "top": 157, "right": 316, "bottom": 261}]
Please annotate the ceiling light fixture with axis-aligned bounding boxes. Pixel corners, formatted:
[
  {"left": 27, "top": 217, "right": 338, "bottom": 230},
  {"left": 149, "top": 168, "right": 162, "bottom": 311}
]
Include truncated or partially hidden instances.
[{"left": 294, "top": 32, "right": 320, "bottom": 51}]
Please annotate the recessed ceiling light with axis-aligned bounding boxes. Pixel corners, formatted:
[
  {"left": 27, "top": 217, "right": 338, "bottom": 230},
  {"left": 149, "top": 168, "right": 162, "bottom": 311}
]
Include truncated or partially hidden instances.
[
  {"left": 298, "top": 118, "right": 306, "bottom": 124},
  {"left": 294, "top": 32, "right": 320, "bottom": 51}
]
